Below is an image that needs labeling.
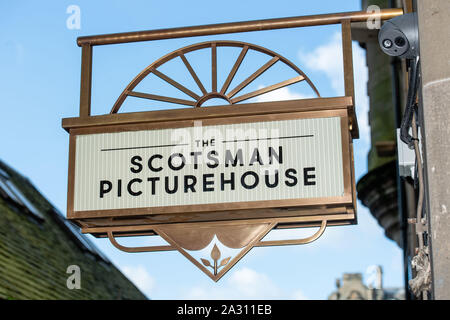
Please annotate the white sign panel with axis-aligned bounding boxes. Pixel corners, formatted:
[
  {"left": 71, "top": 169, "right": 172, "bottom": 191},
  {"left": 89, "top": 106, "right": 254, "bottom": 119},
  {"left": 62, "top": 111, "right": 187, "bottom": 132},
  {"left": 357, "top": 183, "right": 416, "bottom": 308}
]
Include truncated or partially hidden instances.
[{"left": 73, "top": 116, "right": 344, "bottom": 212}]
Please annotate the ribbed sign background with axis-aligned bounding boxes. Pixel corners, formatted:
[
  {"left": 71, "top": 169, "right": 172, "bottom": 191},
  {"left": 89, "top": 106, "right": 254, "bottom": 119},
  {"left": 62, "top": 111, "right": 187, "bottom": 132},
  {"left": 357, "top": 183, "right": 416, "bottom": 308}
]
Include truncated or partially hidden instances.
[{"left": 73, "top": 116, "right": 344, "bottom": 211}]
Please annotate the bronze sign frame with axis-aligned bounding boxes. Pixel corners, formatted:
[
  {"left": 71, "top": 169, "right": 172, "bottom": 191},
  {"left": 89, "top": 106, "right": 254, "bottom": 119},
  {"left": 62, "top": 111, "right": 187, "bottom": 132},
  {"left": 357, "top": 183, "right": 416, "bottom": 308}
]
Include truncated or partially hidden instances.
[
  {"left": 62, "top": 8, "right": 403, "bottom": 281},
  {"left": 65, "top": 98, "right": 355, "bottom": 230}
]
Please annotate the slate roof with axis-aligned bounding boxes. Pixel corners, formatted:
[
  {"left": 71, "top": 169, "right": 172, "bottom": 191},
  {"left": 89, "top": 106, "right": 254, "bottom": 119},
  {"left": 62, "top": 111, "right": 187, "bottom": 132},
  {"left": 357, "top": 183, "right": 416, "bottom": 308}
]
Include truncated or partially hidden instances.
[{"left": 0, "top": 159, "right": 147, "bottom": 300}]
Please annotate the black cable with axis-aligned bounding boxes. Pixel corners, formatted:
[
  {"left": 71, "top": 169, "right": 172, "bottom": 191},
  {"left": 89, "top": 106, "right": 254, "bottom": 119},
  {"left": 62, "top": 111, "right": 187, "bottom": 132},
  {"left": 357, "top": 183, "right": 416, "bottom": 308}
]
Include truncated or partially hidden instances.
[{"left": 400, "top": 56, "right": 421, "bottom": 149}]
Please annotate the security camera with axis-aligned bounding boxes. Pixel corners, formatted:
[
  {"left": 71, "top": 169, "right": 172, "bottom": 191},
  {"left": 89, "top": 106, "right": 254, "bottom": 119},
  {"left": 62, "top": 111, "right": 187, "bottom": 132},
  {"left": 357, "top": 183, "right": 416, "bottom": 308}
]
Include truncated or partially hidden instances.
[
  {"left": 379, "top": 13, "right": 421, "bottom": 150},
  {"left": 378, "top": 12, "right": 419, "bottom": 59}
]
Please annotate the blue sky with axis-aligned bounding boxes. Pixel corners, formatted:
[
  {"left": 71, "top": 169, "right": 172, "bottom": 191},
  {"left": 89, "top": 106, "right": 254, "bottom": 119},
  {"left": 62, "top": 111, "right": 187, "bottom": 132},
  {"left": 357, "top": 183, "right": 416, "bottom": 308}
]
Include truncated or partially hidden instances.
[{"left": 0, "top": 0, "right": 404, "bottom": 299}]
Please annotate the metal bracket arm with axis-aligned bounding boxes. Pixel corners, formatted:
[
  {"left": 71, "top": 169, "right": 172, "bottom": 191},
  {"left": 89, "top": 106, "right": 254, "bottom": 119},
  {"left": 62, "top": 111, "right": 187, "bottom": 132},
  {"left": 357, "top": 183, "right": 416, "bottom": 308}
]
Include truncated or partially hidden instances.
[
  {"left": 107, "top": 231, "right": 175, "bottom": 253},
  {"left": 105, "top": 219, "right": 328, "bottom": 254},
  {"left": 256, "top": 220, "right": 327, "bottom": 247}
]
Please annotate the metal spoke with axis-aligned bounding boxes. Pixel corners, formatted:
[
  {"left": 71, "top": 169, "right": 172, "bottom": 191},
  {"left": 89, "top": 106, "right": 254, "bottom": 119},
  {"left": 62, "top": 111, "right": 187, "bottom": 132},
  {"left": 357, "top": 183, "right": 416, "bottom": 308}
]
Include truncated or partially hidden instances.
[
  {"left": 230, "top": 75, "right": 305, "bottom": 104},
  {"left": 212, "top": 43, "right": 217, "bottom": 92},
  {"left": 128, "top": 91, "right": 196, "bottom": 106},
  {"left": 179, "top": 53, "right": 208, "bottom": 95},
  {"left": 151, "top": 69, "right": 200, "bottom": 100},
  {"left": 226, "top": 56, "right": 279, "bottom": 99},
  {"left": 220, "top": 45, "right": 249, "bottom": 95}
]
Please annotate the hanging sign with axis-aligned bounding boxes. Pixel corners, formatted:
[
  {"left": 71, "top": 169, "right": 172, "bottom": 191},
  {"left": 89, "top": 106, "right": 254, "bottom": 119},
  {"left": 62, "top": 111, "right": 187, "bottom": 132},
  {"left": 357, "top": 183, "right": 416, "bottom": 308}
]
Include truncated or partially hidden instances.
[
  {"left": 61, "top": 22, "right": 370, "bottom": 279},
  {"left": 66, "top": 105, "right": 354, "bottom": 223}
]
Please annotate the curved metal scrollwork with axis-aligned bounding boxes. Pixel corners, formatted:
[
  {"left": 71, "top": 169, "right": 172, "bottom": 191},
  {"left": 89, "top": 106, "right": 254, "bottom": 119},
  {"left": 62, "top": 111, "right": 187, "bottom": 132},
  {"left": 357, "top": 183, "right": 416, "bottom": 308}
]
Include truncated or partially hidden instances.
[{"left": 106, "top": 219, "right": 327, "bottom": 281}]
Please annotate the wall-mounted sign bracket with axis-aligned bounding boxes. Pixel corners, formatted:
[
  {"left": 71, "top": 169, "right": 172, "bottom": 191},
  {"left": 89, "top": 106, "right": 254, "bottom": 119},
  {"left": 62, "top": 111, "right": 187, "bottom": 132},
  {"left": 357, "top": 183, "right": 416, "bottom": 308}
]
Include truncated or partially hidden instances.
[{"left": 63, "top": 8, "right": 403, "bottom": 281}]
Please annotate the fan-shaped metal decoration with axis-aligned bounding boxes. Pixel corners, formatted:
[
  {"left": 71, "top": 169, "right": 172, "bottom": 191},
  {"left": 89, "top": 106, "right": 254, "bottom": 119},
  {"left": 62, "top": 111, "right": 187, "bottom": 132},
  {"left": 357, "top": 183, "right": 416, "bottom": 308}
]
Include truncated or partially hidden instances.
[{"left": 110, "top": 40, "right": 320, "bottom": 113}]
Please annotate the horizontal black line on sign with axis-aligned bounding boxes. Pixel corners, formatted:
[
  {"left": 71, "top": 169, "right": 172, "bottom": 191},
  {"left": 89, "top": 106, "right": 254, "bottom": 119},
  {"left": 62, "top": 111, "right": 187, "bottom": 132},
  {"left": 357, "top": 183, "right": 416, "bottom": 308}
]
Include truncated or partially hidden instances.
[
  {"left": 101, "top": 135, "right": 313, "bottom": 152},
  {"left": 101, "top": 143, "right": 189, "bottom": 152},
  {"left": 222, "top": 135, "right": 314, "bottom": 144}
]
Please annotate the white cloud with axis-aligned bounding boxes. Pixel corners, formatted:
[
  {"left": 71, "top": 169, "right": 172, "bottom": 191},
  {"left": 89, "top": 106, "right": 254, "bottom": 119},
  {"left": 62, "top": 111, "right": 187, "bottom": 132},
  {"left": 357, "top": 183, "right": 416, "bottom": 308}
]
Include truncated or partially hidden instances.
[
  {"left": 255, "top": 86, "right": 313, "bottom": 103},
  {"left": 298, "top": 32, "right": 371, "bottom": 145},
  {"left": 299, "top": 32, "right": 345, "bottom": 94},
  {"left": 228, "top": 267, "right": 281, "bottom": 298},
  {"left": 181, "top": 267, "right": 308, "bottom": 300},
  {"left": 119, "top": 264, "right": 156, "bottom": 297}
]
